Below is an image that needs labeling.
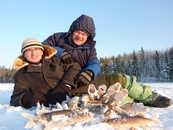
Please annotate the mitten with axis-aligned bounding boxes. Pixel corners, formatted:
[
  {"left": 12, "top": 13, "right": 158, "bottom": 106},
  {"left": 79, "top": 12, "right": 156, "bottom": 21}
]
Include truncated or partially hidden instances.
[
  {"left": 46, "top": 83, "right": 71, "bottom": 105},
  {"left": 21, "top": 90, "right": 48, "bottom": 109},
  {"left": 61, "top": 51, "right": 74, "bottom": 64},
  {"left": 74, "top": 70, "right": 93, "bottom": 87}
]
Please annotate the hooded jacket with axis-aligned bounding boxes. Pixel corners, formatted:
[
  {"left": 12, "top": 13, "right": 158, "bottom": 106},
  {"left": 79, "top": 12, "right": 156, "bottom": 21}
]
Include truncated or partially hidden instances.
[
  {"left": 42, "top": 14, "right": 100, "bottom": 78},
  {"left": 10, "top": 45, "right": 81, "bottom": 107}
]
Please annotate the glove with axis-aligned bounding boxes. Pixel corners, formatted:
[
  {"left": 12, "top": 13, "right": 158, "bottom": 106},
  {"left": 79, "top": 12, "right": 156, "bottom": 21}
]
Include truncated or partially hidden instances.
[
  {"left": 61, "top": 51, "right": 74, "bottom": 64},
  {"left": 74, "top": 70, "right": 93, "bottom": 87},
  {"left": 21, "top": 90, "right": 48, "bottom": 109},
  {"left": 46, "top": 83, "right": 71, "bottom": 105}
]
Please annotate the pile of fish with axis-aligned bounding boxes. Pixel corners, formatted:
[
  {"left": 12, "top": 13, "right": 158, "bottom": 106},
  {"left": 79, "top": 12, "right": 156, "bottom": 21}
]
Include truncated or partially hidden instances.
[{"left": 21, "top": 83, "right": 163, "bottom": 130}]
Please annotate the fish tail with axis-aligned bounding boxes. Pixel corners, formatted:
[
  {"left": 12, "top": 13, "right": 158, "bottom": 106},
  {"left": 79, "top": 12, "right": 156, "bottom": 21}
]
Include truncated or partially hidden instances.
[
  {"left": 25, "top": 119, "right": 36, "bottom": 129},
  {"left": 150, "top": 115, "right": 163, "bottom": 127}
]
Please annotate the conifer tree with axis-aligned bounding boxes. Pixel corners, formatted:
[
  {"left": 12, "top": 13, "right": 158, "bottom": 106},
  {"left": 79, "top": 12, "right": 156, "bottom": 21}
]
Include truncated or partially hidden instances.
[
  {"left": 163, "top": 52, "right": 170, "bottom": 81},
  {"left": 131, "top": 50, "right": 138, "bottom": 77},
  {"left": 154, "top": 51, "right": 160, "bottom": 81}
]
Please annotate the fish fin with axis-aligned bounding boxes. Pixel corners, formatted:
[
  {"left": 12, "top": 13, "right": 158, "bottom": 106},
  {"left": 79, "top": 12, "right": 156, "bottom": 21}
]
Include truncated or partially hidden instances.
[
  {"left": 137, "top": 112, "right": 146, "bottom": 117},
  {"left": 150, "top": 115, "right": 163, "bottom": 127},
  {"left": 129, "top": 127, "right": 139, "bottom": 130},
  {"left": 68, "top": 96, "right": 79, "bottom": 109},
  {"left": 133, "top": 103, "right": 148, "bottom": 113},
  {"left": 62, "top": 102, "right": 69, "bottom": 110},
  {"left": 112, "top": 106, "right": 127, "bottom": 116},
  {"left": 21, "top": 113, "right": 36, "bottom": 119},
  {"left": 66, "top": 95, "right": 71, "bottom": 102},
  {"left": 139, "top": 124, "right": 152, "bottom": 130},
  {"left": 25, "top": 119, "right": 36, "bottom": 129},
  {"left": 36, "top": 108, "right": 50, "bottom": 116},
  {"left": 55, "top": 102, "right": 63, "bottom": 109}
]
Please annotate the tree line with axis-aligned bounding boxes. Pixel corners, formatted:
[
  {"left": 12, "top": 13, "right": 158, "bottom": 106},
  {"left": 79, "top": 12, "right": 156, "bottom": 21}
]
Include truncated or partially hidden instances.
[
  {"left": 100, "top": 47, "right": 173, "bottom": 82},
  {"left": 1, "top": 47, "right": 173, "bottom": 83},
  {"left": 0, "top": 66, "right": 16, "bottom": 83}
]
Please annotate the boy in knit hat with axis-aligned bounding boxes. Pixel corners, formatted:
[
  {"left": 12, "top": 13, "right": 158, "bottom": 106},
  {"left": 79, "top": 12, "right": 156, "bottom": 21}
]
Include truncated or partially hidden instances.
[{"left": 10, "top": 38, "right": 81, "bottom": 109}]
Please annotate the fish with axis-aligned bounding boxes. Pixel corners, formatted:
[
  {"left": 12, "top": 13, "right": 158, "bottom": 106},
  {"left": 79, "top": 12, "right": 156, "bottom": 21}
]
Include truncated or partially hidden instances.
[
  {"left": 106, "top": 82, "right": 122, "bottom": 95},
  {"left": 96, "top": 84, "right": 107, "bottom": 99},
  {"left": 106, "top": 89, "right": 128, "bottom": 106},
  {"left": 120, "top": 102, "right": 148, "bottom": 116},
  {"left": 21, "top": 113, "right": 40, "bottom": 129},
  {"left": 80, "top": 84, "right": 128, "bottom": 116},
  {"left": 88, "top": 84, "right": 98, "bottom": 101},
  {"left": 80, "top": 94, "right": 90, "bottom": 107},
  {"left": 44, "top": 112, "right": 94, "bottom": 130},
  {"left": 67, "top": 96, "right": 80, "bottom": 109},
  {"left": 21, "top": 110, "right": 70, "bottom": 129},
  {"left": 99, "top": 82, "right": 122, "bottom": 103},
  {"left": 104, "top": 109, "right": 116, "bottom": 118},
  {"left": 102, "top": 89, "right": 128, "bottom": 116},
  {"left": 21, "top": 83, "right": 163, "bottom": 130},
  {"left": 21, "top": 106, "right": 86, "bottom": 129},
  {"left": 80, "top": 84, "right": 107, "bottom": 105},
  {"left": 67, "top": 111, "right": 94, "bottom": 124},
  {"left": 84, "top": 103, "right": 109, "bottom": 114},
  {"left": 102, "top": 114, "right": 163, "bottom": 129}
]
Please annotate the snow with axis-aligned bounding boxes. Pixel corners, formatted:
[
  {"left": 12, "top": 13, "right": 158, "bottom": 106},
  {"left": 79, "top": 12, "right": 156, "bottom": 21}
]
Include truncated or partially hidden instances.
[{"left": 0, "top": 83, "right": 173, "bottom": 130}]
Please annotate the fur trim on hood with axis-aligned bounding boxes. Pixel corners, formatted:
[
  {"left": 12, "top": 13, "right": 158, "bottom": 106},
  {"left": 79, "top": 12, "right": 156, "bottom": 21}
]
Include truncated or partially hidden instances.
[{"left": 13, "top": 45, "right": 57, "bottom": 69}]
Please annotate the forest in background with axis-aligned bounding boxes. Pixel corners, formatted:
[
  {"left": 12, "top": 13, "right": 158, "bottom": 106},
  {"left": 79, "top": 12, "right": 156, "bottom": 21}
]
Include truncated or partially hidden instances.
[
  {"left": 1, "top": 47, "right": 173, "bottom": 83},
  {"left": 100, "top": 47, "right": 173, "bottom": 82},
  {"left": 0, "top": 66, "right": 16, "bottom": 83}
]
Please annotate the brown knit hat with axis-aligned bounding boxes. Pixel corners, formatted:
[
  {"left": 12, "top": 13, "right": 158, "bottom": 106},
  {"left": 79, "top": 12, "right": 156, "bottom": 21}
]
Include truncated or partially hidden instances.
[{"left": 21, "top": 38, "right": 44, "bottom": 54}]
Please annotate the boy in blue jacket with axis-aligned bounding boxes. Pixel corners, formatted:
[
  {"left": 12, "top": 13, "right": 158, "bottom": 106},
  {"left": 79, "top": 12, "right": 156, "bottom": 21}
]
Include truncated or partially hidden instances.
[{"left": 42, "top": 14, "right": 172, "bottom": 108}]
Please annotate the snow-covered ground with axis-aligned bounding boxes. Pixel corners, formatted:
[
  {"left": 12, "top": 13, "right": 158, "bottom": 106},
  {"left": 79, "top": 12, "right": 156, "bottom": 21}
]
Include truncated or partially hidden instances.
[{"left": 0, "top": 83, "right": 173, "bottom": 130}]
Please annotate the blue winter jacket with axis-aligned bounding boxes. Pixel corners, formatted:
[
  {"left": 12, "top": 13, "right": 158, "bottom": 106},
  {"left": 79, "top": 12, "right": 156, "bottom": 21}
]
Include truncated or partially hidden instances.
[{"left": 42, "top": 14, "right": 100, "bottom": 78}]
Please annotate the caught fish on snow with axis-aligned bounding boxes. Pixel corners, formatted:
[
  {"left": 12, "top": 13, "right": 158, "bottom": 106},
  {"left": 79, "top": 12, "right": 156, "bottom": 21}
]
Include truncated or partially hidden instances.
[
  {"left": 102, "top": 114, "right": 163, "bottom": 129},
  {"left": 21, "top": 82, "right": 163, "bottom": 130},
  {"left": 120, "top": 102, "right": 148, "bottom": 116},
  {"left": 44, "top": 112, "right": 94, "bottom": 130}
]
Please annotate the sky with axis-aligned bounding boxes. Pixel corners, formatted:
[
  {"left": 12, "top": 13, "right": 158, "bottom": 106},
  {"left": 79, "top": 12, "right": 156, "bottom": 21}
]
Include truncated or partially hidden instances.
[
  {"left": 1, "top": 0, "right": 173, "bottom": 68},
  {"left": 0, "top": 83, "right": 173, "bottom": 129}
]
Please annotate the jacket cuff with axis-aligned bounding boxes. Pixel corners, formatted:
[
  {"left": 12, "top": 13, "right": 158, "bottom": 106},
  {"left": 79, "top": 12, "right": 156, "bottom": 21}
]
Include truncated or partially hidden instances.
[{"left": 20, "top": 92, "right": 27, "bottom": 107}]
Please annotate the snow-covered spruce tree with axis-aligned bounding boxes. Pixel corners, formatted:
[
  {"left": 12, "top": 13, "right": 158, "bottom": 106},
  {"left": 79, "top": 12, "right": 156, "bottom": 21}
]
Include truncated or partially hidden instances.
[
  {"left": 163, "top": 52, "right": 170, "bottom": 82},
  {"left": 169, "top": 47, "right": 173, "bottom": 81},
  {"left": 138, "top": 47, "right": 146, "bottom": 82},
  {"left": 131, "top": 50, "right": 139, "bottom": 77},
  {"left": 154, "top": 51, "right": 161, "bottom": 81}
]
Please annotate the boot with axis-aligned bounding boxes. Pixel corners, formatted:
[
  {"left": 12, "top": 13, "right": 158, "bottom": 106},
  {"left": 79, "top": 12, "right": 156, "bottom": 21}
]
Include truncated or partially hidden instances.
[
  {"left": 123, "top": 75, "right": 172, "bottom": 108},
  {"left": 143, "top": 91, "right": 172, "bottom": 108}
]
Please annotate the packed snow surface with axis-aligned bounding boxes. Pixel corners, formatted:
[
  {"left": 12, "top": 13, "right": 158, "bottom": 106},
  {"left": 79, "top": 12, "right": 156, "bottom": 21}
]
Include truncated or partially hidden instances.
[{"left": 0, "top": 83, "right": 173, "bottom": 130}]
